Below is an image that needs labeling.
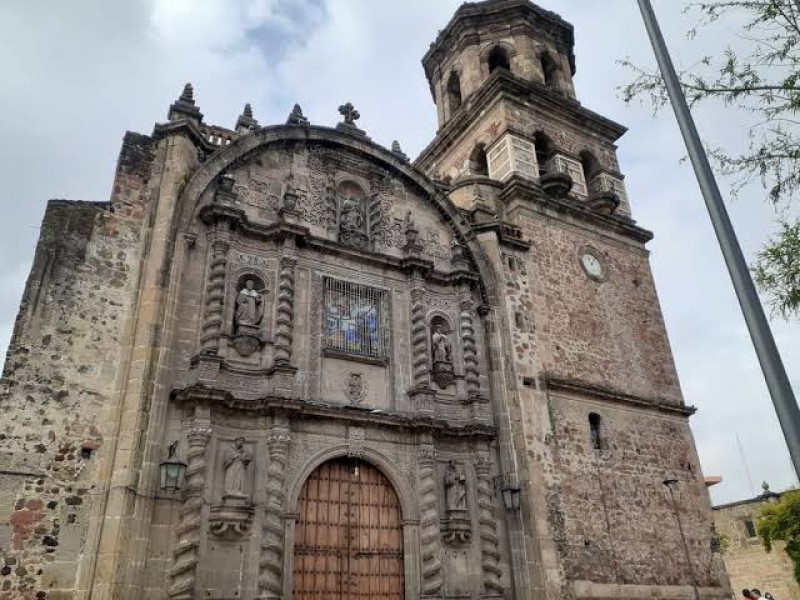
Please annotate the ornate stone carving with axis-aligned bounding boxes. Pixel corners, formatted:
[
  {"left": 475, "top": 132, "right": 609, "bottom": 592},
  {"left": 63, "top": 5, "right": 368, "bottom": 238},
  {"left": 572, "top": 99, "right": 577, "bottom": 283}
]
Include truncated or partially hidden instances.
[
  {"left": 235, "top": 279, "right": 263, "bottom": 329},
  {"left": 475, "top": 452, "right": 504, "bottom": 596},
  {"left": 442, "top": 460, "right": 472, "bottom": 545},
  {"left": 233, "top": 277, "right": 266, "bottom": 357},
  {"left": 258, "top": 421, "right": 290, "bottom": 599},
  {"left": 308, "top": 275, "right": 323, "bottom": 399},
  {"left": 348, "top": 427, "right": 366, "bottom": 459},
  {"left": 460, "top": 288, "right": 482, "bottom": 399},
  {"left": 286, "top": 103, "right": 309, "bottom": 126},
  {"left": 274, "top": 250, "right": 296, "bottom": 367},
  {"left": 368, "top": 173, "right": 384, "bottom": 245},
  {"left": 338, "top": 192, "right": 369, "bottom": 249},
  {"left": 209, "top": 504, "right": 254, "bottom": 540},
  {"left": 279, "top": 172, "right": 300, "bottom": 221},
  {"left": 169, "top": 428, "right": 212, "bottom": 599},
  {"left": 223, "top": 437, "right": 252, "bottom": 503},
  {"left": 200, "top": 232, "right": 229, "bottom": 354},
  {"left": 430, "top": 317, "right": 454, "bottom": 389},
  {"left": 418, "top": 445, "right": 444, "bottom": 596},
  {"left": 410, "top": 280, "right": 431, "bottom": 390},
  {"left": 344, "top": 372, "right": 367, "bottom": 405}
]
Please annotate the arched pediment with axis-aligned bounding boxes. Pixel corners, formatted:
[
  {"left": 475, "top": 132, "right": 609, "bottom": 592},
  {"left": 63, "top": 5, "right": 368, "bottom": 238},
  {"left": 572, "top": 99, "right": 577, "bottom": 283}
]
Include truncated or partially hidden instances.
[{"left": 175, "top": 125, "right": 499, "bottom": 305}]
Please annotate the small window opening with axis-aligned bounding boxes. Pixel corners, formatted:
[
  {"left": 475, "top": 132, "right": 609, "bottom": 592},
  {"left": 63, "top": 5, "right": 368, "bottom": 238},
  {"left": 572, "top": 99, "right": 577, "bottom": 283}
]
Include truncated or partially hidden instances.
[
  {"left": 589, "top": 413, "right": 603, "bottom": 451},
  {"left": 507, "top": 256, "right": 516, "bottom": 272},
  {"left": 488, "top": 46, "right": 511, "bottom": 73},
  {"left": 744, "top": 519, "right": 757, "bottom": 538},
  {"left": 447, "top": 71, "right": 463, "bottom": 115},
  {"left": 80, "top": 447, "right": 94, "bottom": 460},
  {"left": 469, "top": 144, "right": 489, "bottom": 176},
  {"left": 534, "top": 132, "right": 555, "bottom": 176},
  {"left": 515, "top": 312, "right": 524, "bottom": 329},
  {"left": 580, "top": 151, "right": 601, "bottom": 190},
  {"left": 540, "top": 51, "right": 559, "bottom": 88}
]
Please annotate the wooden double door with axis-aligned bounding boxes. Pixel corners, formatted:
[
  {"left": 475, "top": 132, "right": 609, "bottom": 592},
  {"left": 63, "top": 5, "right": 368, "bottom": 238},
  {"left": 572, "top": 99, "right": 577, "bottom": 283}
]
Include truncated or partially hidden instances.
[{"left": 293, "top": 458, "right": 404, "bottom": 600}]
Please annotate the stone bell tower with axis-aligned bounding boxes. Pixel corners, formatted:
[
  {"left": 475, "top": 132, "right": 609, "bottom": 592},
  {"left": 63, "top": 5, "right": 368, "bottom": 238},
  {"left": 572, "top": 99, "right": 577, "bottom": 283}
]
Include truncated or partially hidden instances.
[{"left": 417, "top": 1, "right": 731, "bottom": 599}]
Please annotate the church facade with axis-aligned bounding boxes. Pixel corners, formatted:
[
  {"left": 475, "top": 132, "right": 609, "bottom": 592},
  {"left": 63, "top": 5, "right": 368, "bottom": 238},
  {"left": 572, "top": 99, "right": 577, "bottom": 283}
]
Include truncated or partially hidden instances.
[{"left": 0, "top": 1, "right": 730, "bottom": 599}]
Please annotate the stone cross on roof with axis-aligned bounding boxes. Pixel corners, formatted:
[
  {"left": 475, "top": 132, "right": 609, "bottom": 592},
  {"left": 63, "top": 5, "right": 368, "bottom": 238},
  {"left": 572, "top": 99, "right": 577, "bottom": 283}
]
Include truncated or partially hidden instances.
[{"left": 338, "top": 102, "right": 360, "bottom": 126}]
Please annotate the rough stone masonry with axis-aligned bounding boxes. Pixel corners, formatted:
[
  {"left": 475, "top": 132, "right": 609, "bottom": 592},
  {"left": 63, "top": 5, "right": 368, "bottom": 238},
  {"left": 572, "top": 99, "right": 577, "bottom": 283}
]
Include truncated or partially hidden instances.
[{"left": 0, "top": 1, "right": 731, "bottom": 599}]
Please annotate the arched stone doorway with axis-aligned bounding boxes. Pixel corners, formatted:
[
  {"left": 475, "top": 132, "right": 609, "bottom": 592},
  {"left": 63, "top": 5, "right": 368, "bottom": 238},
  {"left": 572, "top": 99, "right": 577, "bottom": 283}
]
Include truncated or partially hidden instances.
[{"left": 292, "top": 458, "right": 404, "bottom": 600}]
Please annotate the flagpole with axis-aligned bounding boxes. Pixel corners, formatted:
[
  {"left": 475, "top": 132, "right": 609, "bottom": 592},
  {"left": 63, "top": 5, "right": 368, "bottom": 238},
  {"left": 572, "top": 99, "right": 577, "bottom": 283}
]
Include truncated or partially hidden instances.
[{"left": 636, "top": 0, "right": 800, "bottom": 479}]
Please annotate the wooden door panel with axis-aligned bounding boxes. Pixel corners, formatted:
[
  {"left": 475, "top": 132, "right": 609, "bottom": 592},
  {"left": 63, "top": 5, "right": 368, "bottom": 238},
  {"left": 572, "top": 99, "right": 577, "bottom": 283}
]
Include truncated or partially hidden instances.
[{"left": 293, "top": 458, "right": 403, "bottom": 600}]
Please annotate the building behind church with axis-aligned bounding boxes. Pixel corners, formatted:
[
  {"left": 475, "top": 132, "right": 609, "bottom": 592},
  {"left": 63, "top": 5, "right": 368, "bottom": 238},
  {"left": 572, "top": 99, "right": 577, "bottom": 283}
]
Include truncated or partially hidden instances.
[
  {"left": 713, "top": 485, "right": 800, "bottom": 600},
  {"left": 0, "top": 1, "right": 731, "bottom": 598}
]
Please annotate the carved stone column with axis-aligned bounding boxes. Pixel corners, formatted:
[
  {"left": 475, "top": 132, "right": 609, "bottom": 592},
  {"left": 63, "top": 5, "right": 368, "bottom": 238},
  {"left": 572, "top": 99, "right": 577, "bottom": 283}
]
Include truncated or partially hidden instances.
[
  {"left": 273, "top": 242, "right": 297, "bottom": 367},
  {"left": 168, "top": 426, "right": 212, "bottom": 599},
  {"left": 475, "top": 451, "right": 504, "bottom": 598},
  {"left": 200, "top": 228, "right": 230, "bottom": 354},
  {"left": 409, "top": 275, "right": 434, "bottom": 413},
  {"left": 258, "top": 417, "right": 291, "bottom": 600},
  {"left": 459, "top": 286, "right": 481, "bottom": 399},
  {"left": 368, "top": 172, "right": 383, "bottom": 245},
  {"left": 418, "top": 444, "right": 443, "bottom": 598}
]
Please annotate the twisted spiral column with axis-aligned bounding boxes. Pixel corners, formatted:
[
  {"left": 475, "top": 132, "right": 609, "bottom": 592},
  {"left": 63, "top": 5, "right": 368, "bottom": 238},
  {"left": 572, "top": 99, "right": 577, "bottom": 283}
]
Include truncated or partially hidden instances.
[
  {"left": 274, "top": 255, "right": 296, "bottom": 366},
  {"left": 368, "top": 173, "right": 383, "bottom": 243},
  {"left": 168, "top": 428, "right": 211, "bottom": 599},
  {"left": 258, "top": 423, "right": 290, "bottom": 599},
  {"left": 410, "top": 283, "right": 430, "bottom": 389},
  {"left": 460, "top": 288, "right": 481, "bottom": 397},
  {"left": 475, "top": 452, "right": 504, "bottom": 596},
  {"left": 201, "top": 236, "right": 229, "bottom": 353},
  {"left": 418, "top": 445, "right": 443, "bottom": 596}
]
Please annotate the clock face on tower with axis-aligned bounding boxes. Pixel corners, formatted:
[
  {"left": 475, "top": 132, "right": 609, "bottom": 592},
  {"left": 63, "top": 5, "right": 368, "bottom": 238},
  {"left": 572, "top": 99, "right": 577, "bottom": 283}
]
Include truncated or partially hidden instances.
[{"left": 580, "top": 251, "right": 605, "bottom": 281}]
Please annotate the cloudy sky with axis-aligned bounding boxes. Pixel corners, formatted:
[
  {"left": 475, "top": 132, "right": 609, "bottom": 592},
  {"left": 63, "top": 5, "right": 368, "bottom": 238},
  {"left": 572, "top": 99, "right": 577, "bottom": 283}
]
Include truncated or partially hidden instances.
[{"left": 1, "top": 0, "right": 796, "bottom": 505}]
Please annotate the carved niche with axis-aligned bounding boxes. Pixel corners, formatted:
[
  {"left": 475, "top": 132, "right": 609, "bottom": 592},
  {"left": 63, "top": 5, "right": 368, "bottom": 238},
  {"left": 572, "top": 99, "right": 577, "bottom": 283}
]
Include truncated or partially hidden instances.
[
  {"left": 232, "top": 274, "right": 267, "bottom": 357},
  {"left": 442, "top": 460, "right": 472, "bottom": 545},
  {"left": 210, "top": 437, "right": 255, "bottom": 540},
  {"left": 430, "top": 315, "right": 455, "bottom": 389},
  {"left": 337, "top": 180, "right": 369, "bottom": 250}
]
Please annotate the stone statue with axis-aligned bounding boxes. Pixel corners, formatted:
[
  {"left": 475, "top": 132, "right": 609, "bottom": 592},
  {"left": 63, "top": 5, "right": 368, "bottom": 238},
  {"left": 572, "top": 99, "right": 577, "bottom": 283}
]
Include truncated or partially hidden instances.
[
  {"left": 235, "top": 280, "right": 263, "bottom": 330},
  {"left": 431, "top": 323, "right": 452, "bottom": 364},
  {"left": 338, "top": 194, "right": 368, "bottom": 248},
  {"left": 223, "top": 437, "right": 252, "bottom": 500},
  {"left": 444, "top": 460, "right": 467, "bottom": 512}
]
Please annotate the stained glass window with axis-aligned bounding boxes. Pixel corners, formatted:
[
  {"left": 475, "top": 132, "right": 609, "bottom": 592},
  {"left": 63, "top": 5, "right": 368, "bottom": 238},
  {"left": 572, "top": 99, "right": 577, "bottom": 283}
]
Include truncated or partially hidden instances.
[{"left": 323, "top": 277, "right": 388, "bottom": 359}]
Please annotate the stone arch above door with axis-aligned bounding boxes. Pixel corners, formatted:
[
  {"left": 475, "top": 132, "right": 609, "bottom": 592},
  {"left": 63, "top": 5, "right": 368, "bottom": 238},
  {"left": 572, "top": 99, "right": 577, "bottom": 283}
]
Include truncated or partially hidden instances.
[{"left": 286, "top": 444, "right": 419, "bottom": 523}]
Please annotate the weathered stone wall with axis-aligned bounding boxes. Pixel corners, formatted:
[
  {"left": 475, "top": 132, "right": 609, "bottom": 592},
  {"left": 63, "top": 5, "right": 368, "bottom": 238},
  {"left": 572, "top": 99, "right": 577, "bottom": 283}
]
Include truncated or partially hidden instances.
[
  {"left": 0, "top": 131, "right": 153, "bottom": 599},
  {"left": 715, "top": 498, "right": 800, "bottom": 600},
  {"left": 510, "top": 209, "right": 681, "bottom": 404}
]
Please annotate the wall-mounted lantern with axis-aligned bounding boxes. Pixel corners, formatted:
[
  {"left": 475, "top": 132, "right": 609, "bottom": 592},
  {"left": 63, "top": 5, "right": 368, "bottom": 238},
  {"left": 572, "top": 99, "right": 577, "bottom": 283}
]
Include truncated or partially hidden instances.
[{"left": 159, "top": 441, "right": 188, "bottom": 493}]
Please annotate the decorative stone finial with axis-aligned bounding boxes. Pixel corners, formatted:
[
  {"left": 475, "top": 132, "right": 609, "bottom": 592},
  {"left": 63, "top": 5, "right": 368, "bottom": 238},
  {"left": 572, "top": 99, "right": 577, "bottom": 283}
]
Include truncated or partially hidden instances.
[
  {"left": 391, "top": 140, "right": 409, "bottom": 162},
  {"left": 235, "top": 102, "right": 259, "bottom": 133},
  {"left": 762, "top": 481, "right": 770, "bottom": 492},
  {"left": 180, "top": 83, "right": 195, "bottom": 104},
  {"left": 286, "top": 103, "right": 309, "bottom": 126},
  {"left": 168, "top": 82, "right": 203, "bottom": 123}
]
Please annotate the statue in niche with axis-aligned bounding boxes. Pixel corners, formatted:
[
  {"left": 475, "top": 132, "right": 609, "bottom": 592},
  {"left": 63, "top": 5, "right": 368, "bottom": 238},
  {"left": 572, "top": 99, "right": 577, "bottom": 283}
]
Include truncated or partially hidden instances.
[
  {"left": 430, "top": 317, "right": 455, "bottom": 389},
  {"left": 338, "top": 190, "right": 368, "bottom": 249},
  {"left": 444, "top": 460, "right": 467, "bottom": 512},
  {"left": 223, "top": 437, "right": 252, "bottom": 502},
  {"left": 235, "top": 279, "right": 263, "bottom": 330}
]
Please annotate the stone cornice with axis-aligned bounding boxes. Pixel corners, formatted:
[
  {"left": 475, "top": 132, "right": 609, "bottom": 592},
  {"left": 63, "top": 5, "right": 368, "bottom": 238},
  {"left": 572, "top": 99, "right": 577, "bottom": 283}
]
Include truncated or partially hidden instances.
[
  {"left": 500, "top": 175, "right": 654, "bottom": 245},
  {"left": 172, "top": 385, "right": 499, "bottom": 439},
  {"left": 152, "top": 119, "right": 216, "bottom": 152},
  {"left": 541, "top": 374, "right": 695, "bottom": 417},
  {"left": 422, "top": 0, "right": 576, "bottom": 90},
  {"left": 415, "top": 70, "right": 627, "bottom": 171}
]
